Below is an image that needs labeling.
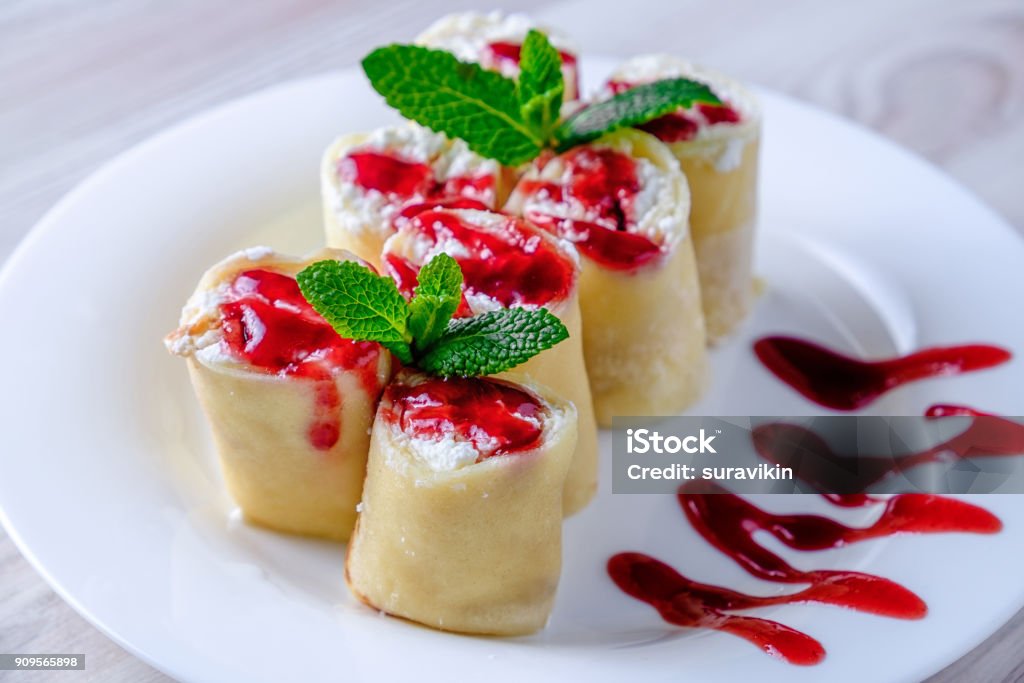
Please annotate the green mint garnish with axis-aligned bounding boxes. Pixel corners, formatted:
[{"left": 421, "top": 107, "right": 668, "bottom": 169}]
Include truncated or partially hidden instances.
[
  {"left": 297, "top": 256, "right": 569, "bottom": 378},
  {"left": 516, "top": 29, "right": 565, "bottom": 140},
  {"left": 554, "top": 78, "right": 721, "bottom": 150},
  {"left": 408, "top": 252, "right": 462, "bottom": 353},
  {"left": 296, "top": 260, "right": 413, "bottom": 364},
  {"left": 362, "top": 32, "right": 724, "bottom": 164},
  {"left": 362, "top": 44, "right": 545, "bottom": 166},
  {"left": 419, "top": 307, "right": 569, "bottom": 378}
]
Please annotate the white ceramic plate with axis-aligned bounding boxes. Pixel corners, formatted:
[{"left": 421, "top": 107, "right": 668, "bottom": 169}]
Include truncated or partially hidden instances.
[{"left": 1, "top": 57, "right": 1023, "bottom": 683}]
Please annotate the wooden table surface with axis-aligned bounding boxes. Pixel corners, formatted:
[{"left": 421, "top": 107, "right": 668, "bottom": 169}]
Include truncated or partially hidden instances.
[{"left": 1, "top": 1, "right": 1022, "bottom": 680}]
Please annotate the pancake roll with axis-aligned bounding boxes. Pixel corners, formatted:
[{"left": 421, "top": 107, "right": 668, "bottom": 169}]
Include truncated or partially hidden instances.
[
  {"left": 416, "top": 11, "right": 580, "bottom": 101},
  {"left": 165, "top": 247, "right": 391, "bottom": 541},
  {"left": 345, "top": 371, "right": 576, "bottom": 635},
  {"left": 322, "top": 124, "right": 510, "bottom": 269},
  {"left": 506, "top": 128, "right": 708, "bottom": 423},
  {"left": 599, "top": 55, "right": 761, "bottom": 342},
  {"left": 382, "top": 205, "right": 598, "bottom": 514}
]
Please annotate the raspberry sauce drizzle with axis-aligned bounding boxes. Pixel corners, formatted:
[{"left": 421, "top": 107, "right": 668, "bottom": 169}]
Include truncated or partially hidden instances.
[
  {"left": 339, "top": 151, "right": 494, "bottom": 204},
  {"left": 608, "top": 553, "right": 826, "bottom": 666},
  {"left": 925, "top": 403, "right": 996, "bottom": 417},
  {"left": 753, "top": 336, "right": 1012, "bottom": 410},
  {"left": 219, "top": 269, "right": 383, "bottom": 450},
  {"left": 384, "top": 208, "right": 575, "bottom": 316},
  {"left": 681, "top": 482, "right": 1000, "bottom": 567},
  {"left": 383, "top": 375, "right": 544, "bottom": 460},
  {"left": 609, "top": 480, "right": 1002, "bottom": 664},
  {"left": 519, "top": 147, "right": 663, "bottom": 271},
  {"left": 677, "top": 483, "right": 932, "bottom": 616}
]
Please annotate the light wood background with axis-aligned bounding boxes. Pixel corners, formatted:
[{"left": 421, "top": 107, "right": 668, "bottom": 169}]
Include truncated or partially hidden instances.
[{"left": 1, "top": 1, "right": 1022, "bottom": 681}]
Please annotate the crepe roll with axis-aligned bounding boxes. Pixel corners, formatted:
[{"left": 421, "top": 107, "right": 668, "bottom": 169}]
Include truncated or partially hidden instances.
[
  {"left": 165, "top": 247, "right": 391, "bottom": 541},
  {"left": 382, "top": 206, "right": 598, "bottom": 514},
  {"left": 346, "top": 371, "right": 576, "bottom": 635},
  {"left": 322, "top": 124, "right": 509, "bottom": 269},
  {"left": 600, "top": 55, "right": 761, "bottom": 342},
  {"left": 506, "top": 128, "right": 708, "bottom": 423},
  {"left": 416, "top": 11, "right": 580, "bottom": 101}
]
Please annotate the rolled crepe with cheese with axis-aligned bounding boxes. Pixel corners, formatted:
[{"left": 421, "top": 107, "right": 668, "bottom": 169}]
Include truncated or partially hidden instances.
[
  {"left": 346, "top": 370, "right": 576, "bottom": 636},
  {"left": 416, "top": 11, "right": 580, "bottom": 101},
  {"left": 321, "top": 124, "right": 509, "bottom": 270},
  {"left": 599, "top": 55, "right": 761, "bottom": 342},
  {"left": 382, "top": 206, "right": 597, "bottom": 515},
  {"left": 506, "top": 128, "right": 708, "bottom": 424},
  {"left": 165, "top": 247, "right": 391, "bottom": 541}
]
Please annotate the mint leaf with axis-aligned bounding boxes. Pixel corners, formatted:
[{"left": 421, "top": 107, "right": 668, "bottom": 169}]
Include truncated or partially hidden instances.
[
  {"left": 408, "top": 253, "right": 463, "bottom": 353},
  {"left": 362, "top": 44, "right": 544, "bottom": 166},
  {"left": 420, "top": 307, "right": 568, "bottom": 377},
  {"left": 554, "top": 78, "right": 722, "bottom": 150},
  {"left": 517, "top": 30, "right": 564, "bottom": 144},
  {"left": 297, "top": 260, "right": 413, "bottom": 364}
]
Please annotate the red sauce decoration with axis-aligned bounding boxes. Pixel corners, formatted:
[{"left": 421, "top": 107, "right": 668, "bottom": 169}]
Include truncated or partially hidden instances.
[
  {"left": 604, "top": 80, "right": 742, "bottom": 142},
  {"left": 383, "top": 375, "right": 544, "bottom": 459},
  {"left": 338, "top": 150, "right": 495, "bottom": 204},
  {"left": 383, "top": 208, "right": 576, "bottom": 316},
  {"left": 681, "top": 481, "right": 1000, "bottom": 563},
  {"left": 753, "top": 336, "right": 1012, "bottom": 410},
  {"left": 925, "top": 403, "right": 996, "bottom": 418},
  {"left": 486, "top": 41, "right": 579, "bottom": 96},
  {"left": 219, "top": 268, "right": 383, "bottom": 450},
  {"left": 609, "top": 479, "right": 1003, "bottom": 664},
  {"left": 608, "top": 553, "right": 825, "bottom": 666},
  {"left": 752, "top": 416, "right": 1024, "bottom": 491},
  {"left": 518, "top": 147, "right": 664, "bottom": 271}
]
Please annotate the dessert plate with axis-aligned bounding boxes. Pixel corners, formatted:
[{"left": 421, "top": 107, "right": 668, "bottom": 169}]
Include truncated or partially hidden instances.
[{"left": 1, "top": 58, "right": 1023, "bottom": 683}]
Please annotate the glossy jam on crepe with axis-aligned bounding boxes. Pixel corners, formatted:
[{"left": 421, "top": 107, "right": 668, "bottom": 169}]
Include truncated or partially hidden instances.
[
  {"left": 517, "top": 147, "right": 663, "bottom": 271},
  {"left": 339, "top": 150, "right": 495, "bottom": 205},
  {"left": 382, "top": 376, "right": 544, "bottom": 459},
  {"left": 384, "top": 208, "right": 576, "bottom": 315},
  {"left": 219, "top": 268, "right": 382, "bottom": 449}
]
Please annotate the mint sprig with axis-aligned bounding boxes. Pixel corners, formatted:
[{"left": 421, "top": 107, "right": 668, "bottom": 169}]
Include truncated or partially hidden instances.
[
  {"left": 296, "top": 260, "right": 413, "bottom": 364},
  {"left": 297, "top": 255, "right": 568, "bottom": 378},
  {"left": 362, "top": 32, "right": 724, "bottom": 165},
  {"left": 408, "top": 253, "right": 462, "bottom": 353},
  {"left": 420, "top": 307, "right": 569, "bottom": 377},
  {"left": 516, "top": 29, "right": 564, "bottom": 140},
  {"left": 362, "top": 45, "right": 544, "bottom": 165},
  {"left": 555, "top": 78, "right": 721, "bottom": 150}
]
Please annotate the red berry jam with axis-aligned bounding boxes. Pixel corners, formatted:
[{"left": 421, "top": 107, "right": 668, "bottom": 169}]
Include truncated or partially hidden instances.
[
  {"left": 517, "top": 147, "right": 664, "bottom": 271},
  {"left": 218, "top": 268, "right": 384, "bottom": 450},
  {"left": 338, "top": 150, "right": 495, "bottom": 204},
  {"left": 384, "top": 375, "right": 545, "bottom": 459},
  {"left": 383, "top": 208, "right": 576, "bottom": 316},
  {"left": 606, "top": 80, "right": 742, "bottom": 143}
]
